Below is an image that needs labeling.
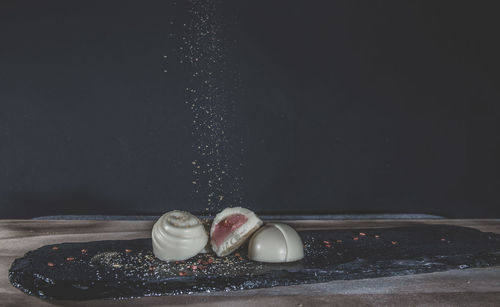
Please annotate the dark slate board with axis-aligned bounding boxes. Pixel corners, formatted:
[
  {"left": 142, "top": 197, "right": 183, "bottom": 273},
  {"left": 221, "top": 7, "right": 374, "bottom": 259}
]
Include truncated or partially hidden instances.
[{"left": 9, "top": 225, "right": 500, "bottom": 300}]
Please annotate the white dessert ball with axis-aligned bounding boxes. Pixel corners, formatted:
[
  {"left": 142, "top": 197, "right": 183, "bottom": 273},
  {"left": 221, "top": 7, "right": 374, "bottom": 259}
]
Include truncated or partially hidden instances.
[
  {"left": 152, "top": 210, "right": 208, "bottom": 261},
  {"left": 248, "top": 223, "right": 304, "bottom": 263},
  {"left": 210, "top": 207, "right": 263, "bottom": 257}
]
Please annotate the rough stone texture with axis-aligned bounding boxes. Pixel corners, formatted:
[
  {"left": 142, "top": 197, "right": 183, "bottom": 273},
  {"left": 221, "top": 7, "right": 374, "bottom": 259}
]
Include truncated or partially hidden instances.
[{"left": 9, "top": 225, "right": 500, "bottom": 300}]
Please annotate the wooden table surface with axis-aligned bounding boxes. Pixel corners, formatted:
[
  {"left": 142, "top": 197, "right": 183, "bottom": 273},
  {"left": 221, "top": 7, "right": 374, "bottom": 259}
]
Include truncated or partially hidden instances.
[{"left": 1, "top": 219, "right": 500, "bottom": 306}]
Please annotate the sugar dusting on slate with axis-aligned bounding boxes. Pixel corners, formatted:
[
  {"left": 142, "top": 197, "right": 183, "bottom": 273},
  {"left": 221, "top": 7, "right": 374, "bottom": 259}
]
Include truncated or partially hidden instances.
[{"left": 9, "top": 225, "right": 500, "bottom": 300}]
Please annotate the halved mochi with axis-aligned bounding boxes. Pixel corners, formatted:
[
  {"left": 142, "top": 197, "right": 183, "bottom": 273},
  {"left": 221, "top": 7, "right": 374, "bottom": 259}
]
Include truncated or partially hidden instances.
[{"left": 210, "top": 207, "right": 262, "bottom": 257}]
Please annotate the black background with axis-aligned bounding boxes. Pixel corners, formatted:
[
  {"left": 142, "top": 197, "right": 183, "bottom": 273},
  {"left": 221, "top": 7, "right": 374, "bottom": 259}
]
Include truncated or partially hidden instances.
[{"left": 1, "top": 0, "right": 499, "bottom": 218}]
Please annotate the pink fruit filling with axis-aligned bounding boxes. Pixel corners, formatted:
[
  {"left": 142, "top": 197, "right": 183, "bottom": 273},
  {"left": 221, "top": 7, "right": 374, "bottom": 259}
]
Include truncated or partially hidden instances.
[{"left": 212, "top": 214, "right": 248, "bottom": 247}]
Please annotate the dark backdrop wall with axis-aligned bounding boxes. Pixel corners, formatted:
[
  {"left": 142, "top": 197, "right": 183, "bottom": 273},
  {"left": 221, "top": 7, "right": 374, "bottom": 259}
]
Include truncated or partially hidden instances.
[{"left": 1, "top": 0, "right": 499, "bottom": 218}]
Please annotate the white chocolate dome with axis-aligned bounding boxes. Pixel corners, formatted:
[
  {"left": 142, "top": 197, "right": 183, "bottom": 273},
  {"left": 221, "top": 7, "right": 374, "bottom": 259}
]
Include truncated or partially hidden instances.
[
  {"left": 248, "top": 223, "right": 304, "bottom": 263},
  {"left": 152, "top": 210, "right": 208, "bottom": 261}
]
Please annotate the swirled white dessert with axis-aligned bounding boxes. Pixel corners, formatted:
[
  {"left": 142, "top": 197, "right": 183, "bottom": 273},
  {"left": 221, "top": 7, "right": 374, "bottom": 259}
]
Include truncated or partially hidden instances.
[
  {"left": 152, "top": 210, "right": 208, "bottom": 261},
  {"left": 248, "top": 223, "right": 304, "bottom": 263},
  {"left": 210, "top": 207, "right": 263, "bottom": 257}
]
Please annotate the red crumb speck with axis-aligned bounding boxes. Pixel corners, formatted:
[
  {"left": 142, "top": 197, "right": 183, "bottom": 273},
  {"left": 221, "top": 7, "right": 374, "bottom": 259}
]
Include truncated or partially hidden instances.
[
  {"left": 359, "top": 232, "right": 366, "bottom": 236},
  {"left": 375, "top": 235, "right": 380, "bottom": 239},
  {"left": 325, "top": 244, "right": 331, "bottom": 248},
  {"left": 175, "top": 261, "right": 180, "bottom": 264},
  {"left": 441, "top": 238, "right": 446, "bottom": 242},
  {"left": 81, "top": 249, "right": 87, "bottom": 254},
  {"left": 178, "top": 271, "right": 187, "bottom": 276},
  {"left": 208, "top": 258, "right": 214, "bottom": 264},
  {"left": 191, "top": 265, "right": 197, "bottom": 270},
  {"left": 336, "top": 240, "right": 343, "bottom": 243},
  {"left": 234, "top": 253, "right": 240, "bottom": 257},
  {"left": 149, "top": 266, "right": 156, "bottom": 271},
  {"left": 47, "top": 262, "right": 55, "bottom": 267},
  {"left": 391, "top": 241, "right": 398, "bottom": 245},
  {"left": 353, "top": 237, "right": 359, "bottom": 241},
  {"left": 323, "top": 240, "right": 331, "bottom": 244},
  {"left": 125, "top": 249, "right": 132, "bottom": 253},
  {"left": 51, "top": 246, "right": 59, "bottom": 250},
  {"left": 66, "top": 257, "right": 74, "bottom": 261},
  {"left": 239, "top": 256, "right": 244, "bottom": 261},
  {"left": 197, "top": 259, "right": 202, "bottom": 264}
]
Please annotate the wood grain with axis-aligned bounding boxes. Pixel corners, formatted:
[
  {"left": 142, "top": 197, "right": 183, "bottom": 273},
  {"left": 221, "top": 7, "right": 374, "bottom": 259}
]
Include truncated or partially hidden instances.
[{"left": 1, "top": 219, "right": 499, "bottom": 306}]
